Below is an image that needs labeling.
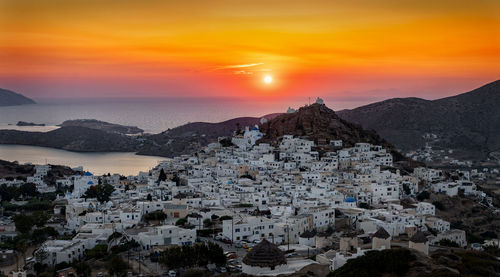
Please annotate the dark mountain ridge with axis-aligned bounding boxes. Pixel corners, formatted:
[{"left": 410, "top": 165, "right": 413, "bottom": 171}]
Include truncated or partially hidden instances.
[
  {"left": 338, "top": 80, "right": 500, "bottom": 159},
  {"left": 0, "top": 88, "right": 36, "bottom": 106}
]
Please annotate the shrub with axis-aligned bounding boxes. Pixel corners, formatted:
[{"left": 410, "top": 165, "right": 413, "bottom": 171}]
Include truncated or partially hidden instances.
[
  {"left": 439, "top": 239, "right": 460, "bottom": 248},
  {"left": 416, "top": 191, "right": 430, "bottom": 201}
]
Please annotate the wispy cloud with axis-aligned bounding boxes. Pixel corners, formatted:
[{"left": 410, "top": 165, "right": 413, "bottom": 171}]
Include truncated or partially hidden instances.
[{"left": 217, "top": 62, "right": 264, "bottom": 69}]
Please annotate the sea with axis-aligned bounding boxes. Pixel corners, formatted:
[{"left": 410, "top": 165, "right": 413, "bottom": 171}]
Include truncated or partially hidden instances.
[{"left": 0, "top": 98, "right": 309, "bottom": 175}]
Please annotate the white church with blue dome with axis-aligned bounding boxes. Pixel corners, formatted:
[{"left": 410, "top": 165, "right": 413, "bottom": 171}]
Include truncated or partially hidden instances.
[
  {"left": 70, "top": 171, "right": 97, "bottom": 198},
  {"left": 231, "top": 125, "right": 263, "bottom": 150}
]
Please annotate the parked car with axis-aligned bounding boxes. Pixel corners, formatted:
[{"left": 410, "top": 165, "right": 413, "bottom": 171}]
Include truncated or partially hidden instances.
[
  {"left": 228, "top": 265, "right": 242, "bottom": 273},
  {"left": 285, "top": 252, "right": 299, "bottom": 258},
  {"left": 218, "top": 267, "right": 227, "bottom": 273},
  {"left": 96, "top": 273, "right": 104, "bottom": 277},
  {"left": 168, "top": 270, "right": 177, "bottom": 277}
]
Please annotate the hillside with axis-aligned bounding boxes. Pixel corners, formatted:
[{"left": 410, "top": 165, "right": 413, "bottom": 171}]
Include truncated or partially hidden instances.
[
  {"left": 0, "top": 126, "right": 138, "bottom": 152},
  {"left": 337, "top": 80, "right": 500, "bottom": 159},
  {"left": 259, "top": 103, "right": 421, "bottom": 169},
  {"left": 0, "top": 88, "right": 36, "bottom": 106},
  {"left": 327, "top": 248, "right": 500, "bottom": 277},
  {"left": 137, "top": 114, "right": 281, "bottom": 157}
]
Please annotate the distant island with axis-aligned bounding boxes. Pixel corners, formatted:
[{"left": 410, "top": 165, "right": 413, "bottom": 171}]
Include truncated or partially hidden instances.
[
  {"left": 59, "top": 119, "right": 143, "bottom": 135},
  {"left": 16, "top": 121, "right": 45, "bottom": 127},
  {"left": 0, "top": 88, "right": 36, "bottom": 106}
]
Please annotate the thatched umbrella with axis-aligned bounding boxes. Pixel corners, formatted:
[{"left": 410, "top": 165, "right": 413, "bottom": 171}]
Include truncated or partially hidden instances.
[{"left": 242, "top": 239, "right": 287, "bottom": 269}]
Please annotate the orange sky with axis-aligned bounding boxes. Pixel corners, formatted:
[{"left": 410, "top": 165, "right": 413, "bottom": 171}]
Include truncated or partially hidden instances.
[{"left": 0, "top": 0, "right": 499, "bottom": 105}]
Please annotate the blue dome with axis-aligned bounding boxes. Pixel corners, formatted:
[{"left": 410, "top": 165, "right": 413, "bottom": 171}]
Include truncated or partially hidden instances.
[
  {"left": 227, "top": 180, "right": 233, "bottom": 184},
  {"left": 344, "top": 197, "right": 356, "bottom": 203},
  {"left": 84, "top": 171, "right": 93, "bottom": 176},
  {"left": 87, "top": 181, "right": 94, "bottom": 185},
  {"left": 252, "top": 126, "right": 259, "bottom": 131}
]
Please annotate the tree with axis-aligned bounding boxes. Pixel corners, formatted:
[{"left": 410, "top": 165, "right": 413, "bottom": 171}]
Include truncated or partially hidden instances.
[
  {"left": 144, "top": 210, "right": 167, "bottom": 221},
  {"left": 73, "top": 260, "right": 91, "bottom": 277},
  {"left": 14, "top": 238, "right": 28, "bottom": 268},
  {"left": 175, "top": 218, "right": 187, "bottom": 226},
  {"left": 439, "top": 239, "right": 460, "bottom": 248},
  {"left": 402, "top": 183, "right": 411, "bottom": 195},
  {"left": 158, "top": 169, "right": 167, "bottom": 183},
  {"left": 19, "top": 183, "right": 39, "bottom": 198},
  {"left": 146, "top": 193, "right": 153, "bottom": 201},
  {"left": 0, "top": 183, "right": 20, "bottom": 201},
  {"left": 35, "top": 247, "right": 49, "bottom": 264},
  {"left": 105, "top": 254, "right": 127, "bottom": 277},
  {"left": 83, "top": 183, "right": 115, "bottom": 203},
  {"left": 13, "top": 214, "right": 35, "bottom": 234},
  {"left": 416, "top": 191, "right": 430, "bottom": 201},
  {"left": 85, "top": 244, "right": 108, "bottom": 260},
  {"left": 203, "top": 219, "right": 213, "bottom": 228},
  {"left": 219, "top": 216, "right": 232, "bottom": 221},
  {"left": 32, "top": 211, "right": 50, "bottom": 227}
]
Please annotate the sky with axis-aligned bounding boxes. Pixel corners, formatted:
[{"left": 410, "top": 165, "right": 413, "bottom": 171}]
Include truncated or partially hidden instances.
[{"left": 0, "top": 0, "right": 499, "bottom": 108}]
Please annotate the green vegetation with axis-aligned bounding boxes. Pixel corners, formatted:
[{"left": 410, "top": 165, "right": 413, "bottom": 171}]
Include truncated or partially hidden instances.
[
  {"left": 158, "top": 168, "right": 167, "bottom": 183},
  {"left": 483, "top": 245, "right": 500, "bottom": 257},
  {"left": 402, "top": 183, "right": 411, "bottom": 195},
  {"left": 453, "top": 251, "right": 500, "bottom": 276},
  {"left": 144, "top": 210, "right": 167, "bottom": 221},
  {"left": 105, "top": 254, "right": 128, "bottom": 277},
  {"left": 432, "top": 201, "right": 446, "bottom": 211},
  {"left": 219, "top": 215, "right": 232, "bottom": 221},
  {"left": 85, "top": 244, "right": 108, "bottom": 260},
  {"left": 203, "top": 218, "right": 214, "bottom": 228},
  {"left": 416, "top": 191, "right": 430, "bottom": 201},
  {"left": 107, "top": 231, "right": 122, "bottom": 242},
  {"left": 83, "top": 183, "right": 115, "bottom": 203},
  {"left": 12, "top": 211, "right": 51, "bottom": 234},
  {"left": 439, "top": 239, "right": 460, "bottom": 248},
  {"left": 0, "top": 183, "right": 39, "bottom": 201},
  {"left": 175, "top": 218, "right": 188, "bottom": 226},
  {"left": 110, "top": 239, "right": 140, "bottom": 254},
  {"left": 159, "top": 242, "right": 226, "bottom": 269},
  {"left": 327, "top": 249, "right": 416, "bottom": 277}
]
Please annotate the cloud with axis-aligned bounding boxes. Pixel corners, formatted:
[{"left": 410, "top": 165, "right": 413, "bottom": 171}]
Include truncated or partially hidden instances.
[{"left": 217, "top": 62, "right": 264, "bottom": 69}]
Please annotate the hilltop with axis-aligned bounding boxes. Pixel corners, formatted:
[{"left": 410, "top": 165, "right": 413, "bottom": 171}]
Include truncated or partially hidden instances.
[
  {"left": 259, "top": 103, "right": 421, "bottom": 169},
  {"left": 338, "top": 79, "right": 500, "bottom": 160},
  {"left": 0, "top": 88, "right": 36, "bottom": 106}
]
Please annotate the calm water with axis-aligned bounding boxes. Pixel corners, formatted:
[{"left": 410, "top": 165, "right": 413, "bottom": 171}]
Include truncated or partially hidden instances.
[
  {"left": 0, "top": 98, "right": 295, "bottom": 133},
  {"left": 0, "top": 144, "right": 166, "bottom": 176}
]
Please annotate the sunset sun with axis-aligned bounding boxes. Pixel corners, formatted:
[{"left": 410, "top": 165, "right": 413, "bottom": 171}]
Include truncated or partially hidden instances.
[{"left": 264, "top": 75, "right": 273, "bottom": 84}]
